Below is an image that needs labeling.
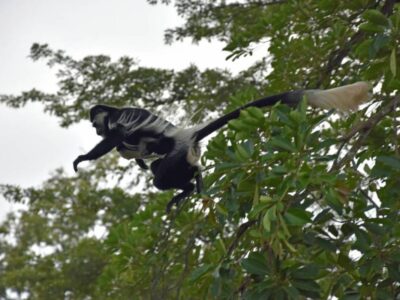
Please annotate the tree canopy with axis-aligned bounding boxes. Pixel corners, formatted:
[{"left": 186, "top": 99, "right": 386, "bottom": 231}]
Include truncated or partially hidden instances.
[{"left": 1, "top": 0, "right": 400, "bottom": 299}]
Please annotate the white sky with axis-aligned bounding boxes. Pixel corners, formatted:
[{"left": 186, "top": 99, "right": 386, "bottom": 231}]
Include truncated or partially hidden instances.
[{"left": 0, "top": 0, "right": 264, "bottom": 221}]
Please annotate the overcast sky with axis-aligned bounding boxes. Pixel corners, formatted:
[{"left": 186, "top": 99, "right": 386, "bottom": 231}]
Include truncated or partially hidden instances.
[{"left": 0, "top": 0, "right": 263, "bottom": 221}]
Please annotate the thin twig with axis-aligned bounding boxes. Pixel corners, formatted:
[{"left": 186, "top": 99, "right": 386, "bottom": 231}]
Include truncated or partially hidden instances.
[
  {"left": 175, "top": 227, "right": 202, "bottom": 299},
  {"left": 332, "top": 95, "right": 400, "bottom": 171},
  {"left": 359, "top": 188, "right": 380, "bottom": 209},
  {"left": 225, "top": 220, "right": 257, "bottom": 258}
]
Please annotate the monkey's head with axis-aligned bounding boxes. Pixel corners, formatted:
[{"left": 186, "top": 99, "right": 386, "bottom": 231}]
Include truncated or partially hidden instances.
[{"left": 89, "top": 105, "right": 118, "bottom": 137}]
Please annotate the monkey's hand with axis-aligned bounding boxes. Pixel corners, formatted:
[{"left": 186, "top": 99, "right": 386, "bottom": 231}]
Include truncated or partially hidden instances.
[{"left": 73, "top": 155, "right": 87, "bottom": 172}]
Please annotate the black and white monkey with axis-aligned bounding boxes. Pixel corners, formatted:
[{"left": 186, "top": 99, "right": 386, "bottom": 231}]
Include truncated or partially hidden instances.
[{"left": 73, "top": 82, "right": 370, "bottom": 212}]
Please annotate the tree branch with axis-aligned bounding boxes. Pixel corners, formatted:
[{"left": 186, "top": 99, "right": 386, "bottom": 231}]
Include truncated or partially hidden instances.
[
  {"left": 225, "top": 220, "right": 257, "bottom": 258},
  {"left": 332, "top": 95, "right": 400, "bottom": 171}
]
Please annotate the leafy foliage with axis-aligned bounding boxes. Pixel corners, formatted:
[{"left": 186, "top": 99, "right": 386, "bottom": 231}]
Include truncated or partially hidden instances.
[
  {"left": 0, "top": 44, "right": 263, "bottom": 127},
  {"left": 1, "top": 0, "right": 400, "bottom": 299}
]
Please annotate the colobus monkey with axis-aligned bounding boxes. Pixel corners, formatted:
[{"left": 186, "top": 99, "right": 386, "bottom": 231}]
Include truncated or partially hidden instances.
[{"left": 73, "top": 82, "right": 370, "bottom": 212}]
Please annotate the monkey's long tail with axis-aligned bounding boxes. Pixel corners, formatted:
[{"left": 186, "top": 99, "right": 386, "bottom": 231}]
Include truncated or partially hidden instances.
[{"left": 194, "top": 81, "right": 370, "bottom": 142}]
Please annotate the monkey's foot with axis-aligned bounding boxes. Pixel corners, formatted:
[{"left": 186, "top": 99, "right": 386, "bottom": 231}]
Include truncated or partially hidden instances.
[{"left": 166, "top": 184, "right": 194, "bottom": 213}]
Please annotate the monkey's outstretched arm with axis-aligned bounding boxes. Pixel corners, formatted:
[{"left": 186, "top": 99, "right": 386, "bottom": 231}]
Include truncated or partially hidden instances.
[{"left": 73, "top": 134, "right": 123, "bottom": 172}]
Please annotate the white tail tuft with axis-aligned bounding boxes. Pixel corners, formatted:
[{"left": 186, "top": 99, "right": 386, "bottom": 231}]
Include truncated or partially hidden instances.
[{"left": 305, "top": 81, "right": 371, "bottom": 112}]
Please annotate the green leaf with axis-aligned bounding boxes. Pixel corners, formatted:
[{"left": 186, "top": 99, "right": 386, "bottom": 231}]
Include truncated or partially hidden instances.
[
  {"left": 284, "top": 208, "right": 312, "bottom": 226},
  {"left": 241, "top": 252, "right": 270, "bottom": 276},
  {"left": 388, "top": 78, "right": 400, "bottom": 90},
  {"left": 249, "top": 202, "right": 270, "bottom": 219},
  {"left": 377, "top": 155, "right": 400, "bottom": 170},
  {"left": 313, "top": 209, "right": 333, "bottom": 224},
  {"left": 262, "top": 212, "right": 271, "bottom": 232},
  {"left": 291, "top": 264, "right": 320, "bottom": 280},
  {"left": 262, "top": 206, "right": 276, "bottom": 232},
  {"left": 279, "top": 214, "right": 291, "bottom": 238},
  {"left": 364, "top": 60, "right": 387, "bottom": 80},
  {"left": 246, "top": 106, "right": 265, "bottom": 120},
  {"left": 353, "top": 228, "right": 371, "bottom": 252},
  {"left": 318, "top": 0, "right": 337, "bottom": 11},
  {"left": 228, "top": 119, "right": 253, "bottom": 131},
  {"left": 359, "top": 22, "right": 385, "bottom": 34},
  {"left": 271, "top": 165, "right": 288, "bottom": 175},
  {"left": 388, "top": 264, "right": 400, "bottom": 281},
  {"left": 342, "top": 292, "right": 361, "bottom": 300},
  {"left": 355, "top": 39, "right": 374, "bottom": 58},
  {"left": 364, "top": 222, "right": 385, "bottom": 236},
  {"left": 235, "top": 143, "right": 251, "bottom": 160},
  {"left": 337, "top": 252, "right": 354, "bottom": 271},
  {"left": 372, "top": 34, "right": 390, "bottom": 53},
  {"left": 241, "top": 110, "right": 262, "bottom": 126},
  {"left": 362, "top": 9, "right": 389, "bottom": 26},
  {"left": 314, "top": 237, "right": 337, "bottom": 252},
  {"left": 291, "top": 279, "right": 320, "bottom": 292},
  {"left": 325, "top": 188, "right": 343, "bottom": 215},
  {"left": 390, "top": 48, "right": 397, "bottom": 76},
  {"left": 243, "top": 283, "right": 271, "bottom": 300},
  {"left": 341, "top": 223, "right": 355, "bottom": 237},
  {"left": 188, "top": 264, "right": 214, "bottom": 283},
  {"left": 215, "top": 238, "right": 227, "bottom": 255},
  {"left": 269, "top": 136, "right": 297, "bottom": 152}
]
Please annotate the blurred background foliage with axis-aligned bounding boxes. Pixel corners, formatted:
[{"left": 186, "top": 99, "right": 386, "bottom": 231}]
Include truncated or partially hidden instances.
[{"left": 1, "top": 0, "right": 400, "bottom": 299}]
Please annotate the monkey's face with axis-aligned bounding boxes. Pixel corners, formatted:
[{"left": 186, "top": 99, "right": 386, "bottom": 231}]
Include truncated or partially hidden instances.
[{"left": 92, "top": 112, "right": 108, "bottom": 137}]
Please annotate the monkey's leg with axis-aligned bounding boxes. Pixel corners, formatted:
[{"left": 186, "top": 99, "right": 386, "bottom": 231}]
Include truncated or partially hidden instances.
[
  {"left": 150, "top": 158, "right": 163, "bottom": 175},
  {"left": 166, "top": 183, "right": 195, "bottom": 213},
  {"left": 195, "top": 170, "right": 203, "bottom": 194},
  {"left": 151, "top": 151, "right": 198, "bottom": 212}
]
